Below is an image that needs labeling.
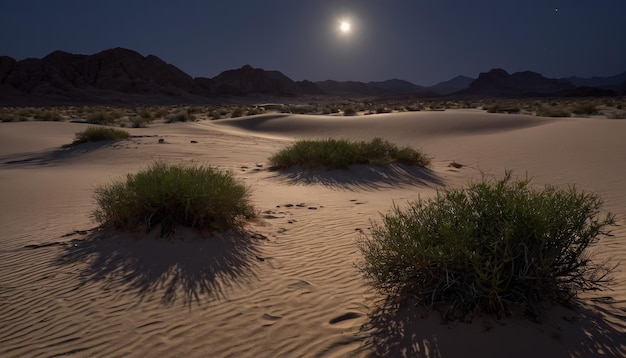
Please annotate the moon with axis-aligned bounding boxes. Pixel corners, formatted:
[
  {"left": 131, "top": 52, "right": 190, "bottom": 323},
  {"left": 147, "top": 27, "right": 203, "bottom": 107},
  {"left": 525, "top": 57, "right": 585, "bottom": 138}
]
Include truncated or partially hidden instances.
[{"left": 340, "top": 21, "right": 351, "bottom": 33}]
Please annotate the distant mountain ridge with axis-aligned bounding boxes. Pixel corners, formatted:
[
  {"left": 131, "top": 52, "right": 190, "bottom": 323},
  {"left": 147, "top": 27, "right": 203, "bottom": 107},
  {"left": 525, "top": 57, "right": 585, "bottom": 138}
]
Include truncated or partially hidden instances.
[{"left": 0, "top": 47, "right": 623, "bottom": 105}]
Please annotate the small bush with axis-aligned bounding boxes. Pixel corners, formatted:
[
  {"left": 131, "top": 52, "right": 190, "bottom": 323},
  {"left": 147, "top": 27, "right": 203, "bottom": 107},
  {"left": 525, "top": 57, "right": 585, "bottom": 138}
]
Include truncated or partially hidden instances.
[
  {"left": 129, "top": 116, "right": 151, "bottom": 128},
  {"left": 607, "top": 110, "right": 626, "bottom": 119},
  {"left": 231, "top": 107, "right": 244, "bottom": 118},
  {"left": 536, "top": 106, "right": 571, "bottom": 117},
  {"left": 0, "top": 111, "right": 17, "bottom": 122},
  {"left": 71, "top": 126, "right": 130, "bottom": 145},
  {"left": 34, "top": 110, "right": 63, "bottom": 121},
  {"left": 571, "top": 102, "right": 598, "bottom": 116},
  {"left": 153, "top": 108, "right": 169, "bottom": 119},
  {"left": 343, "top": 106, "right": 357, "bottom": 116},
  {"left": 358, "top": 173, "right": 616, "bottom": 320},
  {"left": 269, "top": 137, "right": 430, "bottom": 169},
  {"left": 166, "top": 110, "right": 195, "bottom": 123},
  {"left": 87, "top": 111, "right": 123, "bottom": 125},
  {"left": 92, "top": 161, "right": 255, "bottom": 236}
]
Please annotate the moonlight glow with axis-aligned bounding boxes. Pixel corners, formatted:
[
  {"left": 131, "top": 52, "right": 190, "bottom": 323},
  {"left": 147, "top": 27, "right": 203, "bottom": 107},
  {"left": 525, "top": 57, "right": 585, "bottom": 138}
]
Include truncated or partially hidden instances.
[{"left": 340, "top": 21, "right": 351, "bottom": 33}]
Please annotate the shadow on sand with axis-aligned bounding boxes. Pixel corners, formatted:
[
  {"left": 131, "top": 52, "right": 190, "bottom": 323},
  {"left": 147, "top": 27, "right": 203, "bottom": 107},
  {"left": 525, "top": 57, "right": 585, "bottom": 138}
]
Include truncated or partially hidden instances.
[
  {"left": 56, "top": 227, "right": 264, "bottom": 306},
  {"left": 270, "top": 164, "right": 445, "bottom": 191},
  {"left": 1, "top": 141, "right": 113, "bottom": 167},
  {"left": 361, "top": 296, "right": 626, "bottom": 358}
]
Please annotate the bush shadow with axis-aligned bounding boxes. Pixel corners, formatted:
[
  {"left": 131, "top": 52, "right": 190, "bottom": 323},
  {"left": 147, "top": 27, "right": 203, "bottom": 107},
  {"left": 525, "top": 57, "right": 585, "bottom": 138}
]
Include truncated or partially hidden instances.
[
  {"left": 1, "top": 141, "right": 113, "bottom": 167},
  {"left": 56, "top": 227, "right": 264, "bottom": 307},
  {"left": 361, "top": 296, "right": 626, "bottom": 358},
  {"left": 270, "top": 164, "right": 445, "bottom": 191}
]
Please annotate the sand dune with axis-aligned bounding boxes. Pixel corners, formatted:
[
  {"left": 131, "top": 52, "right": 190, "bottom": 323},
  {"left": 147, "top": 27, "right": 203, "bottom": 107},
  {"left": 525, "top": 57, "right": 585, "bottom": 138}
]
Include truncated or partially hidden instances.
[{"left": 1, "top": 110, "right": 624, "bottom": 357}]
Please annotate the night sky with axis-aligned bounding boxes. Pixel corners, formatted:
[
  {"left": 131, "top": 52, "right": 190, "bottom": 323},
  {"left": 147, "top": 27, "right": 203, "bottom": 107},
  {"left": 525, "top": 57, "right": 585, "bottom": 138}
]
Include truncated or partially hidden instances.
[{"left": 1, "top": 1, "right": 625, "bottom": 86}]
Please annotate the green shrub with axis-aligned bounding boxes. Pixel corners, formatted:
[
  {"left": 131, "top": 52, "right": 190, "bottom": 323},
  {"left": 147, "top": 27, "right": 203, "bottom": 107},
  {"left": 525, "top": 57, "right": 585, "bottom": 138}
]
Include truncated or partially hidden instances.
[
  {"left": 376, "top": 106, "right": 390, "bottom": 114},
  {"left": 166, "top": 110, "right": 195, "bottom": 123},
  {"left": 86, "top": 111, "right": 123, "bottom": 125},
  {"left": 343, "top": 106, "right": 357, "bottom": 116},
  {"left": 231, "top": 107, "right": 244, "bottom": 118},
  {"left": 0, "top": 111, "right": 17, "bottom": 122},
  {"left": 357, "top": 173, "right": 616, "bottom": 320},
  {"left": 34, "top": 110, "right": 63, "bottom": 121},
  {"left": 129, "top": 116, "right": 151, "bottom": 128},
  {"left": 536, "top": 106, "right": 571, "bottom": 117},
  {"left": 269, "top": 137, "right": 430, "bottom": 169},
  {"left": 71, "top": 126, "right": 130, "bottom": 145},
  {"left": 607, "top": 110, "right": 626, "bottom": 119},
  {"left": 92, "top": 161, "right": 255, "bottom": 236},
  {"left": 153, "top": 108, "right": 169, "bottom": 119},
  {"left": 571, "top": 102, "right": 598, "bottom": 115}
]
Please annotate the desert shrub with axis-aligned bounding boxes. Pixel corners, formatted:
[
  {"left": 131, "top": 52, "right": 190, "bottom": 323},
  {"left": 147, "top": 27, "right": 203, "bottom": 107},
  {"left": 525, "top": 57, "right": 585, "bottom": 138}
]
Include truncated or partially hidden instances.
[
  {"left": 153, "top": 108, "right": 169, "bottom": 119},
  {"left": 129, "top": 116, "right": 151, "bottom": 128},
  {"left": 358, "top": 173, "right": 616, "bottom": 320},
  {"left": 71, "top": 126, "right": 130, "bottom": 145},
  {"left": 246, "top": 107, "right": 263, "bottom": 116},
  {"left": 269, "top": 137, "right": 430, "bottom": 169},
  {"left": 376, "top": 106, "right": 391, "bottom": 114},
  {"left": 231, "top": 107, "right": 244, "bottom": 118},
  {"left": 0, "top": 111, "right": 17, "bottom": 122},
  {"left": 486, "top": 104, "right": 501, "bottom": 113},
  {"left": 87, "top": 111, "right": 123, "bottom": 125},
  {"left": 187, "top": 106, "right": 203, "bottom": 114},
  {"left": 92, "top": 161, "right": 255, "bottom": 236},
  {"left": 166, "top": 109, "right": 195, "bottom": 123},
  {"left": 571, "top": 102, "right": 598, "bottom": 116},
  {"left": 607, "top": 110, "right": 626, "bottom": 119},
  {"left": 487, "top": 105, "right": 521, "bottom": 114},
  {"left": 536, "top": 106, "right": 571, "bottom": 117},
  {"left": 137, "top": 109, "right": 152, "bottom": 119},
  {"left": 343, "top": 106, "right": 357, "bottom": 116},
  {"left": 34, "top": 110, "right": 63, "bottom": 121}
]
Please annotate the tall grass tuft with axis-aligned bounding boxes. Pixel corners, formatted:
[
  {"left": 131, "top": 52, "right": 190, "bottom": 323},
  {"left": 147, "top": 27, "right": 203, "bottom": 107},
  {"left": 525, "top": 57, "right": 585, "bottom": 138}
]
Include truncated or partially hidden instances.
[
  {"left": 93, "top": 161, "right": 255, "bottom": 236},
  {"left": 269, "top": 137, "right": 430, "bottom": 170},
  {"left": 358, "top": 172, "right": 616, "bottom": 320},
  {"left": 71, "top": 126, "right": 130, "bottom": 145}
]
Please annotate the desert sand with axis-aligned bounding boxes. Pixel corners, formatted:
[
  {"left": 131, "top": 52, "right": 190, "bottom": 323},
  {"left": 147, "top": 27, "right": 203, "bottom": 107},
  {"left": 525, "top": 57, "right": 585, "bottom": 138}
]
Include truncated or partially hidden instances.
[{"left": 1, "top": 110, "right": 624, "bottom": 357}]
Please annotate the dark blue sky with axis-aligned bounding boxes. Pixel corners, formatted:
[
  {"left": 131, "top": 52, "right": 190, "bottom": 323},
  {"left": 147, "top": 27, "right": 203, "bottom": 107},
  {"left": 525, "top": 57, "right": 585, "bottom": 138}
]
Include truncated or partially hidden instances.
[{"left": 1, "top": 1, "right": 625, "bottom": 86}]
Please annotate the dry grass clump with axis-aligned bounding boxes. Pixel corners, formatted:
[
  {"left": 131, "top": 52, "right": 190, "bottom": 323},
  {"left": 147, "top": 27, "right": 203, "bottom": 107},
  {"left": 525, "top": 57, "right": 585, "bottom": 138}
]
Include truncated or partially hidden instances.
[
  {"left": 536, "top": 106, "right": 571, "bottom": 117},
  {"left": 70, "top": 126, "right": 130, "bottom": 145},
  {"left": 269, "top": 137, "right": 430, "bottom": 170},
  {"left": 358, "top": 172, "right": 616, "bottom": 321}
]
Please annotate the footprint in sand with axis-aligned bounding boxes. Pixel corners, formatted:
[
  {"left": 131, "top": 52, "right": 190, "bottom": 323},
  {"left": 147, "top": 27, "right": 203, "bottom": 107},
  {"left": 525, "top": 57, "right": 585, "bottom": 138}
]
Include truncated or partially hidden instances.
[
  {"left": 262, "top": 313, "right": 283, "bottom": 327},
  {"left": 328, "top": 312, "right": 363, "bottom": 327},
  {"left": 262, "top": 210, "right": 285, "bottom": 219},
  {"left": 286, "top": 279, "right": 315, "bottom": 294}
]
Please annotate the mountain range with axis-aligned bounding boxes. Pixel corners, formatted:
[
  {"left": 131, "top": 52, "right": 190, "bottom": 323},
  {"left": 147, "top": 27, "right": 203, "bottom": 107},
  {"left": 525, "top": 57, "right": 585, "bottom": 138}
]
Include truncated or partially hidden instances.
[{"left": 0, "top": 48, "right": 623, "bottom": 105}]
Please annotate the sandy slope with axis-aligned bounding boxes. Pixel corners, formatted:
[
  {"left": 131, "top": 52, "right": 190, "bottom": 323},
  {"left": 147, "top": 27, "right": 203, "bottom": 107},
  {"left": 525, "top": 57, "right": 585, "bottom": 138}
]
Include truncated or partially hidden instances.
[{"left": 1, "top": 111, "right": 624, "bottom": 357}]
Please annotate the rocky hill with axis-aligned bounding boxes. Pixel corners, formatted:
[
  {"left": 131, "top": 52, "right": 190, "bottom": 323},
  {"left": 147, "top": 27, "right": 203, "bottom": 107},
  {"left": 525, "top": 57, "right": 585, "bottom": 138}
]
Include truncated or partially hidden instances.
[
  {"left": 458, "top": 69, "right": 576, "bottom": 97},
  {"left": 0, "top": 48, "right": 623, "bottom": 105}
]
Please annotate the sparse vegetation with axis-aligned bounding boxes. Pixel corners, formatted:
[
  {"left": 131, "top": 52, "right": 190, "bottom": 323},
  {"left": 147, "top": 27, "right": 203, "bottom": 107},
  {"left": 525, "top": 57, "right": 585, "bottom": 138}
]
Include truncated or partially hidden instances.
[
  {"left": 33, "top": 109, "right": 63, "bottom": 121},
  {"left": 71, "top": 126, "right": 130, "bottom": 145},
  {"left": 343, "top": 106, "right": 357, "bottom": 116},
  {"left": 536, "top": 106, "right": 571, "bottom": 117},
  {"left": 92, "top": 161, "right": 255, "bottom": 236},
  {"left": 571, "top": 102, "right": 598, "bottom": 116},
  {"left": 0, "top": 111, "right": 17, "bottom": 122},
  {"left": 358, "top": 172, "right": 616, "bottom": 320},
  {"left": 166, "top": 109, "right": 195, "bottom": 123},
  {"left": 86, "top": 111, "right": 124, "bottom": 125},
  {"left": 269, "top": 137, "right": 430, "bottom": 169},
  {"left": 231, "top": 107, "right": 244, "bottom": 118}
]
